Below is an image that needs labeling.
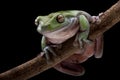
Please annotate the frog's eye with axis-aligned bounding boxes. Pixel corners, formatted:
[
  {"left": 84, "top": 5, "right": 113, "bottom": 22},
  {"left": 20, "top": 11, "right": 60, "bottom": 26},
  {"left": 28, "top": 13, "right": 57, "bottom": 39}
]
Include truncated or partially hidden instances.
[{"left": 56, "top": 15, "right": 65, "bottom": 23}]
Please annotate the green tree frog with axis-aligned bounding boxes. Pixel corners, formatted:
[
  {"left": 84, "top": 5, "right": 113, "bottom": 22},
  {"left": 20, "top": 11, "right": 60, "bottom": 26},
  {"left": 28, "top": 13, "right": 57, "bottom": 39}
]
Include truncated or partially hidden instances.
[{"left": 35, "top": 10, "right": 103, "bottom": 76}]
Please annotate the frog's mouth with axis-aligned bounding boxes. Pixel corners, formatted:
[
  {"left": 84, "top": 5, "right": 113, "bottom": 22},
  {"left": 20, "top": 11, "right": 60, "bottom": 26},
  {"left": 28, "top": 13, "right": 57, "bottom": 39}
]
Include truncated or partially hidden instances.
[{"left": 43, "top": 17, "right": 79, "bottom": 44}]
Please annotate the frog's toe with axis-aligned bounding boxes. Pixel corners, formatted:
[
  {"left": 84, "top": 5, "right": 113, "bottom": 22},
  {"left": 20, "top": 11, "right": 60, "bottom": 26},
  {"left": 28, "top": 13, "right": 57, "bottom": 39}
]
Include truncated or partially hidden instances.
[
  {"left": 83, "top": 39, "right": 93, "bottom": 45},
  {"left": 79, "top": 39, "right": 83, "bottom": 49},
  {"left": 54, "top": 62, "right": 85, "bottom": 76}
]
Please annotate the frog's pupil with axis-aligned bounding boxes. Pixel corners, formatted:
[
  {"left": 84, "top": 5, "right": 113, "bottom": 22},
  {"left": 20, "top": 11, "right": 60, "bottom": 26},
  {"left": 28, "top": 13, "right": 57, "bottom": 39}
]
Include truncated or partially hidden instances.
[{"left": 56, "top": 15, "right": 64, "bottom": 23}]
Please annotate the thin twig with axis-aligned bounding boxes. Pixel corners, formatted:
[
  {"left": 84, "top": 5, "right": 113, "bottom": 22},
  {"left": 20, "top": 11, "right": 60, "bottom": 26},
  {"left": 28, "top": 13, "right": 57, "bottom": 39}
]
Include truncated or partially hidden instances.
[{"left": 0, "top": 0, "right": 120, "bottom": 80}]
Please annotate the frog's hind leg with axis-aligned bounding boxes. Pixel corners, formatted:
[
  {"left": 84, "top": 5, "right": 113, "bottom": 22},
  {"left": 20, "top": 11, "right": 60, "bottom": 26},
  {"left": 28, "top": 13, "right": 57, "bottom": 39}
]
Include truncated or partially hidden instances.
[
  {"left": 94, "top": 35, "right": 104, "bottom": 58},
  {"left": 54, "top": 62, "right": 85, "bottom": 76}
]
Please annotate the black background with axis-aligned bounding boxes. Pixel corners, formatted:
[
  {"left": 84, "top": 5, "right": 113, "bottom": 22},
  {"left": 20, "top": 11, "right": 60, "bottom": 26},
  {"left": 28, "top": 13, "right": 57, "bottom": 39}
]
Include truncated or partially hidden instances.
[{"left": 0, "top": 0, "right": 120, "bottom": 80}]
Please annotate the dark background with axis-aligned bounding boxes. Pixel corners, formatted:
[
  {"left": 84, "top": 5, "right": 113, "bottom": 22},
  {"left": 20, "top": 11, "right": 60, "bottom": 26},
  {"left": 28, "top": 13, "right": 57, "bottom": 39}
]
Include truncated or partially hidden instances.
[{"left": 0, "top": 0, "right": 120, "bottom": 80}]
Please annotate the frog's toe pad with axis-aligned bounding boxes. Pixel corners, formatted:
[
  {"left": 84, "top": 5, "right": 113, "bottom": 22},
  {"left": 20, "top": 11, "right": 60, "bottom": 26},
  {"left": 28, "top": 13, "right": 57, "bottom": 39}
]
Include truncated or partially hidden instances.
[{"left": 91, "top": 16, "right": 101, "bottom": 24}]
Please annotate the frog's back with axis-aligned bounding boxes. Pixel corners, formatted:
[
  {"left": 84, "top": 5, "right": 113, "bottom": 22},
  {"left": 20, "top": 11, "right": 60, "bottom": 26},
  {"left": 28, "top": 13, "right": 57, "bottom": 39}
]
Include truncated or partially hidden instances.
[
  {"left": 57, "top": 10, "right": 88, "bottom": 16},
  {"left": 67, "top": 10, "right": 82, "bottom": 15}
]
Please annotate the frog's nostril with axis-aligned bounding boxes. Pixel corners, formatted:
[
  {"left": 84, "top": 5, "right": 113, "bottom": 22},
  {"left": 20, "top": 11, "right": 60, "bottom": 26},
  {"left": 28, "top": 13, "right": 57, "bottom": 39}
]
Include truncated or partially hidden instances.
[
  {"left": 37, "top": 21, "right": 44, "bottom": 32},
  {"left": 35, "top": 21, "right": 39, "bottom": 26},
  {"left": 35, "top": 19, "right": 39, "bottom": 26}
]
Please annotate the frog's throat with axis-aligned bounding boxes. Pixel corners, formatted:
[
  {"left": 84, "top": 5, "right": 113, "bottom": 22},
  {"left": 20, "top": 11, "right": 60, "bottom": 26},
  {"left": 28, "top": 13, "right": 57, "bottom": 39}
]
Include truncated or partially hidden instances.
[{"left": 43, "top": 17, "right": 79, "bottom": 44}]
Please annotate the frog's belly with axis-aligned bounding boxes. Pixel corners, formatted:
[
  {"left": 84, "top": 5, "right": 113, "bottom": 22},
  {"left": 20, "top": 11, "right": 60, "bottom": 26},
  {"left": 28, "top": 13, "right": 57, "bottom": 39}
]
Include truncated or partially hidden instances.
[{"left": 44, "top": 25, "right": 79, "bottom": 44}]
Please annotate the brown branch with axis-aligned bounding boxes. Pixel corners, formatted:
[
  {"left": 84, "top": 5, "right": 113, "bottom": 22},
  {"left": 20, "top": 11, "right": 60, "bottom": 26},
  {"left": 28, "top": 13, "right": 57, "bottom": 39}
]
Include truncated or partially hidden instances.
[
  {"left": 89, "top": 0, "right": 120, "bottom": 40},
  {"left": 0, "top": 1, "right": 120, "bottom": 80}
]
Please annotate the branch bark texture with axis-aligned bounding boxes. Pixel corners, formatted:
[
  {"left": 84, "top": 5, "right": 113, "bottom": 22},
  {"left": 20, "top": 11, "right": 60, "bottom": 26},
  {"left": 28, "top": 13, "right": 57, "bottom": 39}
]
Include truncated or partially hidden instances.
[
  {"left": 0, "top": 0, "right": 120, "bottom": 80},
  {"left": 89, "top": 0, "right": 120, "bottom": 39}
]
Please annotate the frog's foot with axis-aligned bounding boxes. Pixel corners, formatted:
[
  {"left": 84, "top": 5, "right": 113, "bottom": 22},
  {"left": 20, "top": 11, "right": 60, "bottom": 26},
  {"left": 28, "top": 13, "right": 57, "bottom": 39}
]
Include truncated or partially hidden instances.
[
  {"left": 81, "top": 39, "right": 93, "bottom": 52},
  {"left": 43, "top": 46, "right": 57, "bottom": 61},
  {"left": 83, "top": 39, "right": 93, "bottom": 45},
  {"left": 91, "top": 12, "right": 104, "bottom": 24},
  {"left": 73, "top": 33, "right": 92, "bottom": 49},
  {"left": 54, "top": 62, "right": 85, "bottom": 76}
]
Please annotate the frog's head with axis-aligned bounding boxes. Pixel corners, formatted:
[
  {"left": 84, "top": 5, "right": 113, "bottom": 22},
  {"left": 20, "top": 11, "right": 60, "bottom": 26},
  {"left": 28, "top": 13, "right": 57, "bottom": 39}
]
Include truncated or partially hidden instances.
[{"left": 35, "top": 11, "right": 78, "bottom": 34}]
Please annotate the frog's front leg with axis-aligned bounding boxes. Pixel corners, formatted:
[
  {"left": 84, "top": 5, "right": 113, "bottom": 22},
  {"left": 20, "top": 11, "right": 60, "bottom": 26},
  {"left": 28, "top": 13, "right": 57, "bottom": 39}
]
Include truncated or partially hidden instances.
[
  {"left": 41, "top": 36, "right": 57, "bottom": 61},
  {"left": 74, "top": 15, "right": 92, "bottom": 49}
]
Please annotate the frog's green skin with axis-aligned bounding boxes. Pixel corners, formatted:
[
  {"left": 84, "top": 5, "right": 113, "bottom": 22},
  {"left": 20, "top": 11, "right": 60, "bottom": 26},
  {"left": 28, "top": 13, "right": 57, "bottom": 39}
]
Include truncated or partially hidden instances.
[
  {"left": 35, "top": 10, "right": 94, "bottom": 56},
  {"left": 35, "top": 10, "right": 103, "bottom": 76}
]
